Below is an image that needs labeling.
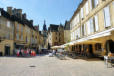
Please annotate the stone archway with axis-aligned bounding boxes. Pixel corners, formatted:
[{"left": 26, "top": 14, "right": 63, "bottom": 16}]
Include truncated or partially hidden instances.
[{"left": 105, "top": 40, "right": 114, "bottom": 54}]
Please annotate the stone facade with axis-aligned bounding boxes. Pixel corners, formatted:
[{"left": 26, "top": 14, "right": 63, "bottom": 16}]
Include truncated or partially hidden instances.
[
  {"left": 0, "top": 7, "right": 40, "bottom": 56},
  {"left": 47, "top": 24, "right": 64, "bottom": 48},
  {"left": 70, "top": 0, "right": 114, "bottom": 56},
  {"left": 64, "top": 21, "right": 71, "bottom": 43}
]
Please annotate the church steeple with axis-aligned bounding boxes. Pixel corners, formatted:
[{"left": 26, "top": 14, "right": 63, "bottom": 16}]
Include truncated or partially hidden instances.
[{"left": 43, "top": 20, "right": 47, "bottom": 31}]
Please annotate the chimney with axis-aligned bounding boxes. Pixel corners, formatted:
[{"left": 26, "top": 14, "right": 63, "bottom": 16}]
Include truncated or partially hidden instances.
[
  {"left": 17, "top": 9, "right": 22, "bottom": 19},
  {"left": 30, "top": 20, "right": 33, "bottom": 25},
  {"left": 7, "top": 7, "right": 12, "bottom": 15},
  {"left": 22, "top": 13, "right": 26, "bottom": 19},
  {"left": 38, "top": 25, "right": 39, "bottom": 30},
  {"left": 17, "top": 9, "right": 22, "bottom": 15}
]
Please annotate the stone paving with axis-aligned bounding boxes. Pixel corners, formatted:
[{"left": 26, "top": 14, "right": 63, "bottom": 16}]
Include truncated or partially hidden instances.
[{"left": 0, "top": 55, "right": 114, "bottom": 76}]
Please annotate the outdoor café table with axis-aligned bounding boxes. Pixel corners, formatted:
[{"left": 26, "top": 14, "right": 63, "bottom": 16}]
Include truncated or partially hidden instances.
[{"left": 104, "top": 56, "right": 114, "bottom": 68}]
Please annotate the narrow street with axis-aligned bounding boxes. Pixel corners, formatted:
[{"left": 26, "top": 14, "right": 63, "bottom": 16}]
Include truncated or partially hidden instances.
[{"left": 0, "top": 55, "right": 114, "bottom": 76}]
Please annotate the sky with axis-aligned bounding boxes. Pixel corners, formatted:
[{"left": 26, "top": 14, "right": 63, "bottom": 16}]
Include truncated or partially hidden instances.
[{"left": 0, "top": 0, "right": 82, "bottom": 30}]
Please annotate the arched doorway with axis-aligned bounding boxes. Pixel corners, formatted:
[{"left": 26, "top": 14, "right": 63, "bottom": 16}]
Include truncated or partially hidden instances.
[
  {"left": 88, "top": 44, "right": 93, "bottom": 55},
  {"left": 5, "top": 45, "right": 10, "bottom": 56},
  {"left": 105, "top": 40, "right": 114, "bottom": 54}
]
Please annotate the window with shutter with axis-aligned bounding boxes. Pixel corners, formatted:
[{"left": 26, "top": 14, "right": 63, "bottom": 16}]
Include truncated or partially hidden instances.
[
  {"left": 77, "top": 14, "right": 79, "bottom": 23},
  {"left": 72, "top": 32, "right": 74, "bottom": 40},
  {"left": 71, "top": 33, "right": 73, "bottom": 40},
  {"left": 81, "top": 25, "right": 84, "bottom": 36},
  {"left": 72, "top": 33, "right": 73, "bottom": 40},
  {"left": 81, "top": 8, "right": 84, "bottom": 19},
  {"left": 81, "top": 25, "right": 82, "bottom": 36},
  {"left": 21, "top": 26, "right": 23, "bottom": 32},
  {"left": 85, "top": 1, "right": 89, "bottom": 15},
  {"left": 94, "top": 0, "right": 99, "bottom": 7},
  {"left": 77, "top": 29, "right": 78, "bottom": 39},
  {"left": 77, "top": 27, "right": 80, "bottom": 38},
  {"left": 6, "top": 32, "right": 10, "bottom": 39},
  {"left": 73, "top": 32, "right": 75, "bottom": 40},
  {"left": 7, "top": 21, "right": 10, "bottom": 28},
  {"left": 16, "top": 33, "right": 19, "bottom": 40},
  {"left": 90, "top": 18, "right": 94, "bottom": 33},
  {"left": 87, "top": 20, "right": 91, "bottom": 35},
  {"left": 113, "top": 1, "right": 114, "bottom": 9},
  {"left": 94, "top": 15, "right": 99, "bottom": 31},
  {"left": 17, "top": 24, "right": 19, "bottom": 32},
  {"left": 21, "top": 35, "right": 23, "bottom": 40},
  {"left": 90, "top": 0, "right": 93, "bottom": 10},
  {"left": 104, "top": 6, "right": 111, "bottom": 27},
  {"left": 75, "top": 30, "right": 76, "bottom": 39},
  {"left": 74, "top": 31, "right": 75, "bottom": 40},
  {"left": 84, "top": 24, "right": 86, "bottom": 35},
  {"left": 73, "top": 17, "right": 76, "bottom": 27}
]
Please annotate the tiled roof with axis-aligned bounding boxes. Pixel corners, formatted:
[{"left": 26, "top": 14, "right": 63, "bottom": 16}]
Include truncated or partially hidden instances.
[
  {"left": 0, "top": 8, "right": 36, "bottom": 31},
  {"left": 64, "top": 21, "right": 70, "bottom": 30},
  {"left": 48, "top": 24, "right": 59, "bottom": 32}
]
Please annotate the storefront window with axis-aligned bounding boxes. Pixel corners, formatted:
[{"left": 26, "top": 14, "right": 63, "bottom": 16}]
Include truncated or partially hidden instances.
[{"left": 95, "top": 43, "right": 102, "bottom": 51}]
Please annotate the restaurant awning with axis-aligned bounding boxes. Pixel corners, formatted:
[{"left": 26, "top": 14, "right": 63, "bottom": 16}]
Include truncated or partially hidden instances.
[
  {"left": 74, "top": 28, "right": 112, "bottom": 44},
  {"left": 61, "top": 27, "right": 113, "bottom": 47}
]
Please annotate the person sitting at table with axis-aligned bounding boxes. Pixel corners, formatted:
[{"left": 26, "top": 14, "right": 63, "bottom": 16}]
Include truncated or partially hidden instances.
[{"left": 108, "top": 52, "right": 114, "bottom": 57}]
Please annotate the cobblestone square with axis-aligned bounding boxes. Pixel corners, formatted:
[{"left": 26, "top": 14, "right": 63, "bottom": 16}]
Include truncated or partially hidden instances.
[{"left": 0, "top": 55, "right": 114, "bottom": 76}]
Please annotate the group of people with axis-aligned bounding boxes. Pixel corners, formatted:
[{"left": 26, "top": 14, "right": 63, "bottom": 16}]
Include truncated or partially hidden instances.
[
  {"left": 15, "top": 48, "right": 36, "bottom": 57},
  {"left": 52, "top": 49, "right": 57, "bottom": 55}
]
